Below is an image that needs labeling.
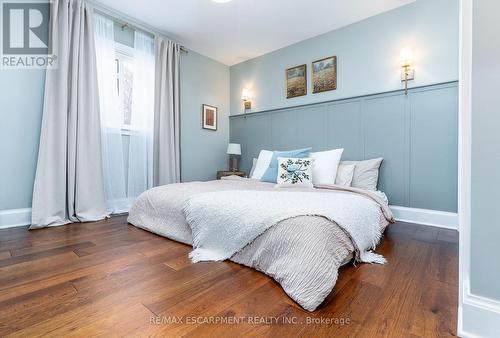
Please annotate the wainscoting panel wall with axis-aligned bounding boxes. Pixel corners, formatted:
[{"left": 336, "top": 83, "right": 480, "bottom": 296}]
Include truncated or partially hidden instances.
[
  {"left": 230, "top": 82, "right": 458, "bottom": 212},
  {"left": 364, "top": 93, "right": 408, "bottom": 206},
  {"left": 326, "top": 101, "right": 363, "bottom": 160},
  {"left": 410, "top": 85, "right": 458, "bottom": 212}
]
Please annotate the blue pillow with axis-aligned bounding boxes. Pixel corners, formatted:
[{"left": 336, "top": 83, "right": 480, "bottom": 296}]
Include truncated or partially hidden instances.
[{"left": 260, "top": 148, "right": 311, "bottom": 183}]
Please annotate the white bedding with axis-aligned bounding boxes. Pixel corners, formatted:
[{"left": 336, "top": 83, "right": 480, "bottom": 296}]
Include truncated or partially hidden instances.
[{"left": 128, "top": 176, "right": 393, "bottom": 311}]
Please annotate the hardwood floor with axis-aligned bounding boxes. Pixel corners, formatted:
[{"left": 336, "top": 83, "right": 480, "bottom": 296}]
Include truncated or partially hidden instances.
[{"left": 0, "top": 215, "right": 458, "bottom": 337}]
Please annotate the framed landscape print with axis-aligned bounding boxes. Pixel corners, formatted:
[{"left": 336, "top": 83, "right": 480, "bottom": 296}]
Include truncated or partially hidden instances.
[
  {"left": 312, "top": 56, "right": 337, "bottom": 93},
  {"left": 286, "top": 64, "right": 307, "bottom": 98},
  {"left": 202, "top": 104, "right": 217, "bottom": 130}
]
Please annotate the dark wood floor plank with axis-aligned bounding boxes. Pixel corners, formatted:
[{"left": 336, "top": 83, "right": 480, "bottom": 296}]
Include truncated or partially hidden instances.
[
  {"left": 356, "top": 243, "right": 432, "bottom": 337},
  {"left": 0, "top": 241, "right": 94, "bottom": 268},
  {"left": 0, "top": 237, "right": 33, "bottom": 252},
  {"left": 148, "top": 267, "right": 272, "bottom": 337},
  {"left": 3, "top": 260, "right": 182, "bottom": 335},
  {"left": 0, "top": 251, "right": 11, "bottom": 260},
  {"left": 183, "top": 280, "right": 291, "bottom": 338},
  {"left": 71, "top": 228, "right": 153, "bottom": 257},
  {"left": 0, "top": 215, "right": 458, "bottom": 337},
  {"left": 0, "top": 282, "right": 79, "bottom": 335},
  {"left": 0, "top": 239, "right": 164, "bottom": 301},
  {"left": 73, "top": 302, "right": 154, "bottom": 337},
  {"left": 8, "top": 223, "right": 134, "bottom": 257},
  {"left": 3, "top": 262, "right": 174, "bottom": 335},
  {"left": 0, "top": 251, "right": 81, "bottom": 290},
  {"left": 437, "top": 229, "right": 459, "bottom": 243}
]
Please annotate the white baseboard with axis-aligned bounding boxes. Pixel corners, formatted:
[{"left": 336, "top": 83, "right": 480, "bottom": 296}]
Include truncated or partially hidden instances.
[
  {"left": 0, "top": 208, "right": 31, "bottom": 229},
  {"left": 0, "top": 205, "right": 457, "bottom": 230},
  {"left": 390, "top": 205, "right": 458, "bottom": 230},
  {"left": 459, "top": 279, "right": 500, "bottom": 337}
]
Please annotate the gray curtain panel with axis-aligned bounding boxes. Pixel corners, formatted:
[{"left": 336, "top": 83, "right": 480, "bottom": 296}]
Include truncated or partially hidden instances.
[
  {"left": 30, "top": 0, "right": 108, "bottom": 229},
  {"left": 153, "top": 37, "right": 181, "bottom": 186}
]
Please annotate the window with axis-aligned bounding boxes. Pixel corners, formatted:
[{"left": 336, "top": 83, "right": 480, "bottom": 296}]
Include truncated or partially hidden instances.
[{"left": 115, "top": 43, "right": 134, "bottom": 129}]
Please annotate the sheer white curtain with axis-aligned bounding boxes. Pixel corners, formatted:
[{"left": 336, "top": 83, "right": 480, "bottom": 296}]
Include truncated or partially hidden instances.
[
  {"left": 94, "top": 13, "right": 128, "bottom": 213},
  {"left": 128, "top": 31, "right": 155, "bottom": 197},
  {"left": 94, "top": 14, "right": 155, "bottom": 213}
]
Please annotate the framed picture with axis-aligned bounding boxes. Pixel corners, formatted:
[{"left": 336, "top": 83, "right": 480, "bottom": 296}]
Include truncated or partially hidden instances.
[
  {"left": 312, "top": 56, "right": 337, "bottom": 93},
  {"left": 285, "top": 64, "right": 307, "bottom": 99},
  {"left": 202, "top": 104, "right": 218, "bottom": 130}
]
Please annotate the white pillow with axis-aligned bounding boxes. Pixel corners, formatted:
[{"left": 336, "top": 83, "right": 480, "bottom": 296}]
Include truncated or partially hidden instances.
[
  {"left": 250, "top": 150, "right": 273, "bottom": 179},
  {"left": 335, "top": 163, "right": 355, "bottom": 186},
  {"left": 276, "top": 157, "right": 314, "bottom": 188},
  {"left": 249, "top": 158, "right": 258, "bottom": 178},
  {"left": 310, "top": 148, "right": 344, "bottom": 185}
]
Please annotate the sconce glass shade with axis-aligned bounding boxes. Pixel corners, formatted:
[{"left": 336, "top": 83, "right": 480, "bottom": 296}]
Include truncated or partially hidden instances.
[
  {"left": 241, "top": 88, "right": 251, "bottom": 101},
  {"left": 400, "top": 47, "right": 413, "bottom": 67},
  {"left": 227, "top": 143, "right": 241, "bottom": 155}
]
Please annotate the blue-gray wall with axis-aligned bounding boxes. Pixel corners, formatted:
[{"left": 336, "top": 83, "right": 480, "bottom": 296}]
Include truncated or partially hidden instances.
[
  {"left": 180, "top": 51, "right": 230, "bottom": 182},
  {"left": 470, "top": 0, "right": 500, "bottom": 302},
  {"left": 0, "top": 70, "right": 45, "bottom": 210},
  {"left": 0, "top": 48, "right": 229, "bottom": 211},
  {"left": 230, "top": 0, "right": 459, "bottom": 114},
  {"left": 230, "top": 82, "right": 458, "bottom": 212}
]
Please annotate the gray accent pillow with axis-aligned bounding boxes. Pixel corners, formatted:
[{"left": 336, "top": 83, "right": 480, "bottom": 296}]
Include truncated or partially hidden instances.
[
  {"left": 249, "top": 158, "right": 258, "bottom": 178},
  {"left": 341, "top": 158, "right": 383, "bottom": 191}
]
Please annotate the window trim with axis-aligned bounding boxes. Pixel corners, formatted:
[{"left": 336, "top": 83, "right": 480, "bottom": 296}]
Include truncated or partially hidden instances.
[{"left": 115, "top": 42, "right": 134, "bottom": 59}]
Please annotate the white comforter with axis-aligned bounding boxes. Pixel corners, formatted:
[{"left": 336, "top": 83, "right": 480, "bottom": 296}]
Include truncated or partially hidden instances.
[{"left": 128, "top": 177, "right": 393, "bottom": 311}]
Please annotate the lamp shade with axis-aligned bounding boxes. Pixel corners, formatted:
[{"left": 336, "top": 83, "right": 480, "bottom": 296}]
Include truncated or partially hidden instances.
[
  {"left": 400, "top": 47, "right": 413, "bottom": 67},
  {"left": 241, "top": 88, "right": 251, "bottom": 101},
  {"left": 227, "top": 143, "right": 241, "bottom": 155}
]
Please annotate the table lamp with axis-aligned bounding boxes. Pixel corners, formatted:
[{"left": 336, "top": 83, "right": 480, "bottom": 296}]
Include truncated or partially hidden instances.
[{"left": 227, "top": 143, "right": 241, "bottom": 172}]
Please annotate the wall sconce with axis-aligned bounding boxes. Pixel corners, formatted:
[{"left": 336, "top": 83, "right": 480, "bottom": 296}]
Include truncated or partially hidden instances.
[
  {"left": 241, "top": 88, "right": 252, "bottom": 110},
  {"left": 400, "top": 47, "right": 414, "bottom": 95}
]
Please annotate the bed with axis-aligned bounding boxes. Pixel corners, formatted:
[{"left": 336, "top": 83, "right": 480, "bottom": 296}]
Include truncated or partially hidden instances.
[{"left": 127, "top": 176, "right": 394, "bottom": 311}]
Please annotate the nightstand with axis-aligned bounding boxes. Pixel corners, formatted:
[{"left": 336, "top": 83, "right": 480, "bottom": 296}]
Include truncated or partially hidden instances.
[{"left": 217, "top": 171, "right": 246, "bottom": 180}]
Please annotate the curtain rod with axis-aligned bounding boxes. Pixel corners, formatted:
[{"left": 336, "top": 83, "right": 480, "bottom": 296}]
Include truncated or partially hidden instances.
[{"left": 89, "top": 0, "right": 188, "bottom": 53}]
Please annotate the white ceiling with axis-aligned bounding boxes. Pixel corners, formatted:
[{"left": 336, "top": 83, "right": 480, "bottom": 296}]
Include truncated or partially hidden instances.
[{"left": 96, "top": 0, "right": 415, "bottom": 66}]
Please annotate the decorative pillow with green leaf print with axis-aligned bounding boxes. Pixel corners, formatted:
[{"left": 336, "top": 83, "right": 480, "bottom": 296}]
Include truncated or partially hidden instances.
[{"left": 276, "top": 157, "right": 314, "bottom": 188}]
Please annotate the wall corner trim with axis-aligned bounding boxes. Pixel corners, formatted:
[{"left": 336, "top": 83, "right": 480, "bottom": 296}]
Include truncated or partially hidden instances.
[
  {"left": 0, "top": 208, "right": 31, "bottom": 229},
  {"left": 459, "top": 279, "right": 500, "bottom": 338},
  {"left": 390, "top": 205, "right": 458, "bottom": 230}
]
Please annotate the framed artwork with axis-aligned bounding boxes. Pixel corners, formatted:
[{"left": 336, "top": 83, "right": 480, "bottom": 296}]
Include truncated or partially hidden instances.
[
  {"left": 202, "top": 104, "right": 218, "bottom": 130},
  {"left": 285, "top": 64, "right": 307, "bottom": 99},
  {"left": 312, "top": 56, "right": 337, "bottom": 93}
]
